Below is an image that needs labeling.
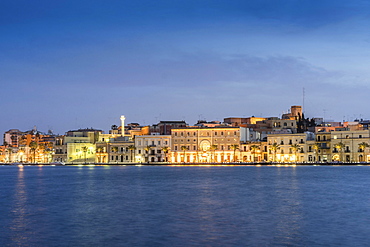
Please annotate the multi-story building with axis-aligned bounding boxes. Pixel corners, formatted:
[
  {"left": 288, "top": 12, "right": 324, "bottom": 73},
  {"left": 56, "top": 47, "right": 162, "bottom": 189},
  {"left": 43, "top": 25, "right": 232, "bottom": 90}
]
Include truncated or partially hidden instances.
[
  {"left": 310, "top": 131, "right": 332, "bottom": 162},
  {"left": 171, "top": 126, "right": 240, "bottom": 163},
  {"left": 53, "top": 128, "right": 102, "bottom": 163},
  {"left": 53, "top": 136, "right": 67, "bottom": 162},
  {"left": 3, "top": 129, "right": 23, "bottom": 147},
  {"left": 2, "top": 127, "right": 57, "bottom": 163},
  {"left": 95, "top": 136, "right": 135, "bottom": 163},
  {"left": 330, "top": 130, "right": 370, "bottom": 162},
  {"left": 239, "top": 141, "right": 265, "bottom": 162},
  {"left": 267, "top": 132, "right": 315, "bottom": 162},
  {"left": 135, "top": 135, "right": 171, "bottom": 163}
]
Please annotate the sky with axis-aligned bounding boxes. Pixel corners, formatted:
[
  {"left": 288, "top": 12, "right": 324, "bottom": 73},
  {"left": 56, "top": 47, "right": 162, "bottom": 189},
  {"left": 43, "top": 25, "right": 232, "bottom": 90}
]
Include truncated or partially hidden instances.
[{"left": 1, "top": 0, "right": 370, "bottom": 136}]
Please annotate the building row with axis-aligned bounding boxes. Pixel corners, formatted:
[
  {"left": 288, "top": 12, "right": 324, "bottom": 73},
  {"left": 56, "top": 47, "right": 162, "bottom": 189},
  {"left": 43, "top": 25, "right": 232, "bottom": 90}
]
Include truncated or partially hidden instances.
[{"left": 2, "top": 106, "right": 370, "bottom": 164}]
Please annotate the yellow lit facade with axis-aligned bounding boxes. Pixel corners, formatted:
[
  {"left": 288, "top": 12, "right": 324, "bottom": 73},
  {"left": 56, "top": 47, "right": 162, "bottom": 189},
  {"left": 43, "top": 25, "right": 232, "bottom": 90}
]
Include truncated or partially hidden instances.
[
  {"left": 267, "top": 133, "right": 314, "bottom": 162},
  {"left": 171, "top": 127, "right": 240, "bottom": 163},
  {"left": 329, "top": 130, "right": 370, "bottom": 162}
]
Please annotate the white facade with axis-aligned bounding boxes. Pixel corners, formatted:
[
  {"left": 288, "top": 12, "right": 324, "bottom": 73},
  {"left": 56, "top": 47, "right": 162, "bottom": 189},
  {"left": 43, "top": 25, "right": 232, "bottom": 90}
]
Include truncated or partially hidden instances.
[{"left": 135, "top": 135, "right": 171, "bottom": 163}]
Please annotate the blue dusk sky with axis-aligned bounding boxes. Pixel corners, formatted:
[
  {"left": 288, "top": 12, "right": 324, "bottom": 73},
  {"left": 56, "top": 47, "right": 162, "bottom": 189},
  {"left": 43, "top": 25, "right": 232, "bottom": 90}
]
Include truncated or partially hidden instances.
[{"left": 1, "top": 0, "right": 370, "bottom": 135}]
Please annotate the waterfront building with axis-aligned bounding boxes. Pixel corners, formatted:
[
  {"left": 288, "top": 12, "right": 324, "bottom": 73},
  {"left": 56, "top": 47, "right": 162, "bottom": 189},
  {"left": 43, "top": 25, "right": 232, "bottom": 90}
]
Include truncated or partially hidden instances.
[
  {"left": 19, "top": 129, "right": 56, "bottom": 163},
  {"left": 239, "top": 141, "right": 264, "bottom": 162},
  {"left": 171, "top": 126, "right": 241, "bottom": 163},
  {"left": 0, "top": 146, "right": 5, "bottom": 163},
  {"left": 2, "top": 127, "right": 56, "bottom": 163},
  {"left": 329, "top": 130, "right": 370, "bottom": 162},
  {"left": 95, "top": 136, "right": 135, "bottom": 163},
  {"left": 310, "top": 131, "right": 332, "bottom": 162},
  {"left": 59, "top": 128, "right": 102, "bottom": 163},
  {"left": 52, "top": 136, "right": 67, "bottom": 162},
  {"left": 135, "top": 135, "right": 171, "bottom": 163},
  {"left": 267, "top": 132, "right": 315, "bottom": 162}
]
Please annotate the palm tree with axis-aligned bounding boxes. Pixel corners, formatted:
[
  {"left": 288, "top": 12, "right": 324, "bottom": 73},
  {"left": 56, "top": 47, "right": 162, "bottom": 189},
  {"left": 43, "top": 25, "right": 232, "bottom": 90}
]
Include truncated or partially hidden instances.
[
  {"left": 250, "top": 145, "right": 260, "bottom": 162},
  {"left": 6, "top": 147, "right": 12, "bottom": 163},
  {"left": 161, "top": 146, "right": 169, "bottom": 162},
  {"left": 313, "top": 143, "right": 320, "bottom": 162},
  {"left": 358, "top": 142, "right": 369, "bottom": 162},
  {"left": 38, "top": 143, "right": 46, "bottom": 162},
  {"left": 81, "top": 146, "right": 88, "bottom": 163},
  {"left": 29, "top": 141, "right": 38, "bottom": 163},
  {"left": 210, "top": 145, "right": 218, "bottom": 163},
  {"left": 128, "top": 145, "right": 136, "bottom": 162},
  {"left": 180, "top": 146, "right": 188, "bottom": 163},
  {"left": 335, "top": 142, "right": 345, "bottom": 162},
  {"left": 231, "top": 144, "right": 239, "bottom": 162},
  {"left": 269, "top": 143, "right": 280, "bottom": 162},
  {"left": 44, "top": 142, "right": 53, "bottom": 163},
  {"left": 290, "top": 144, "right": 301, "bottom": 162},
  {"left": 144, "top": 145, "right": 152, "bottom": 163}
]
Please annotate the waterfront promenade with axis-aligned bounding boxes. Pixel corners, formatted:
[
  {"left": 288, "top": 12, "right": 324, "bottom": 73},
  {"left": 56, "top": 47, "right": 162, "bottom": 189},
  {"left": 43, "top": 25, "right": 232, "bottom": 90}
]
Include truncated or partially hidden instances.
[{"left": 1, "top": 162, "right": 369, "bottom": 166}]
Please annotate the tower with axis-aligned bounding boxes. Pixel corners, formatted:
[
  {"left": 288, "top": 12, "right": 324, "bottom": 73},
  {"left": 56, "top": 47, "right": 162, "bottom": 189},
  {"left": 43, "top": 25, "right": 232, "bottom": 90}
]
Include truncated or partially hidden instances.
[
  {"left": 291, "top": 106, "right": 302, "bottom": 119},
  {"left": 120, "top": 115, "right": 126, "bottom": 137}
]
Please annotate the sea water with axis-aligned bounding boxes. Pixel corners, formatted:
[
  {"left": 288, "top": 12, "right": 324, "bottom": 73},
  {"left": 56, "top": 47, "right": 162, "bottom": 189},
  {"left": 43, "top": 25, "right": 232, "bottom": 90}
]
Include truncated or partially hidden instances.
[{"left": 1, "top": 165, "right": 370, "bottom": 246}]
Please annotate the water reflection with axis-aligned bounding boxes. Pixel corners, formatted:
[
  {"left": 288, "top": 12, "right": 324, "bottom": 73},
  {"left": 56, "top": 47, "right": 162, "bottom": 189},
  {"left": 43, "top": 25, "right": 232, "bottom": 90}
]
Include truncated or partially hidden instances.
[
  {"left": 9, "top": 166, "right": 32, "bottom": 245},
  {"left": 272, "top": 167, "right": 304, "bottom": 245}
]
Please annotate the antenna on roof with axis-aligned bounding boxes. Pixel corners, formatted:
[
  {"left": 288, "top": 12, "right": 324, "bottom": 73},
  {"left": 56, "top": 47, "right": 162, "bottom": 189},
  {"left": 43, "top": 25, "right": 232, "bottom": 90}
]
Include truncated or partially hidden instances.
[{"left": 303, "top": 87, "right": 305, "bottom": 114}]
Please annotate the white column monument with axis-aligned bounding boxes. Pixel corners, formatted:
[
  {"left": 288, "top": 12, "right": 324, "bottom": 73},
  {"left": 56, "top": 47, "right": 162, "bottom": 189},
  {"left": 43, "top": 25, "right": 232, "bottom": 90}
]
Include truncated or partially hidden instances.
[{"left": 120, "top": 115, "right": 126, "bottom": 137}]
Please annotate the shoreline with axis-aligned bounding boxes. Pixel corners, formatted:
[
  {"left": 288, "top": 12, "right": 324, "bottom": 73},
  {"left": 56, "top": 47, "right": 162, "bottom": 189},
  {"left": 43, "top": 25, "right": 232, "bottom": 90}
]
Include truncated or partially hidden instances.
[{"left": 1, "top": 162, "right": 370, "bottom": 166}]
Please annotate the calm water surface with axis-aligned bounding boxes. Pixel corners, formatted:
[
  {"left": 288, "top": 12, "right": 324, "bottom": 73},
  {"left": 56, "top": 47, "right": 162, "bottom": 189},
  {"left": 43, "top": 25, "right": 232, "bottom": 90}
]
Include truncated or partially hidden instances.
[{"left": 1, "top": 165, "right": 370, "bottom": 246}]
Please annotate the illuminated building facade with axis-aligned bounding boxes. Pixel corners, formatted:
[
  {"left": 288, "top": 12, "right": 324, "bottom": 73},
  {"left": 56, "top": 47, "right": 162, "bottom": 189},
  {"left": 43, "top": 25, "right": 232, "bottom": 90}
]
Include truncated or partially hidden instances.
[
  {"left": 267, "top": 132, "right": 315, "bottom": 162},
  {"left": 171, "top": 127, "right": 240, "bottom": 163},
  {"left": 63, "top": 128, "right": 102, "bottom": 163},
  {"left": 95, "top": 136, "right": 134, "bottom": 163},
  {"left": 135, "top": 135, "right": 171, "bottom": 163},
  {"left": 329, "top": 130, "right": 370, "bottom": 162}
]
